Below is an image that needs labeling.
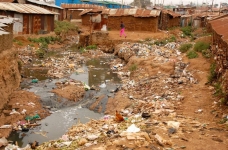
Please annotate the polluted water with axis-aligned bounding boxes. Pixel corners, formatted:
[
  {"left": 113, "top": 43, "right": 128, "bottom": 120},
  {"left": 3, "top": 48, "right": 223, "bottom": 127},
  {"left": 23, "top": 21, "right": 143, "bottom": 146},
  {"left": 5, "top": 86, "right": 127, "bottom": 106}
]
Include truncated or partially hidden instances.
[{"left": 8, "top": 53, "right": 121, "bottom": 147}]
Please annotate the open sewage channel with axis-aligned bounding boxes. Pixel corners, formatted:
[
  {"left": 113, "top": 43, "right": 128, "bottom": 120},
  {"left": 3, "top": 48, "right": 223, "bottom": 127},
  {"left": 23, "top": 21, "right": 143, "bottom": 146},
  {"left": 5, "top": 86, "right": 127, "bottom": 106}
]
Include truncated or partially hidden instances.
[{"left": 7, "top": 49, "right": 122, "bottom": 147}]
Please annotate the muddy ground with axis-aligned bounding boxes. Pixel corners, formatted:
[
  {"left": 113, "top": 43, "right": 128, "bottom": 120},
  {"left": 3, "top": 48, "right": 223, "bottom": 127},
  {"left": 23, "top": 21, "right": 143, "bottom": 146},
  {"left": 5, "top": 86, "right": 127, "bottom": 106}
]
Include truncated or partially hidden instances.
[{"left": 1, "top": 26, "right": 228, "bottom": 150}]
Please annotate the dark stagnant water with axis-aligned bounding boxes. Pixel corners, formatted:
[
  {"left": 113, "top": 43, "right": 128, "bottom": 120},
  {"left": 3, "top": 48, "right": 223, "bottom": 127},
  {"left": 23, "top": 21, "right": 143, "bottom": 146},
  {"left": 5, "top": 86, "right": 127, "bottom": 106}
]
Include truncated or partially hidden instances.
[{"left": 8, "top": 54, "right": 121, "bottom": 147}]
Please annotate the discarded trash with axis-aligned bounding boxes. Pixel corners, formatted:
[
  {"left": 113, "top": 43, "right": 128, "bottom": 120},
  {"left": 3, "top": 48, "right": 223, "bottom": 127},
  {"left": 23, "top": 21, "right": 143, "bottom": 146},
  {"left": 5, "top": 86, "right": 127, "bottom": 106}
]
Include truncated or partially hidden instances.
[
  {"left": 126, "top": 124, "right": 140, "bottom": 133},
  {"left": 83, "top": 82, "right": 90, "bottom": 91},
  {"left": 167, "top": 121, "right": 180, "bottom": 130},
  {"left": 0, "top": 125, "right": 12, "bottom": 129},
  {"left": 0, "top": 137, "right": 8, "bottom": 147},
  {"left": 99, "top": 82, "right": 106, "bottom": 88},
  {"left": 25, "top": 114, "right": 40, "bottom": 121},
  {"left": 31, "top": 79, "right": 38, "bottom": 83},
  {"left": 10, "top": 109, "right": 20, "bottom": 115}
]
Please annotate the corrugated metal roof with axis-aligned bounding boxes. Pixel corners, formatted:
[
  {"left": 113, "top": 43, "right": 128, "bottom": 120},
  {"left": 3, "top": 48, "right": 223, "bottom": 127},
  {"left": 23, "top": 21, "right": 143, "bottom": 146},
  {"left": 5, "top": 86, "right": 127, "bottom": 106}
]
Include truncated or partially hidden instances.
[
  {"left": 162, "top": 10, "right": 181, "bottom": 18},
  {"left": 0, "top": 2, "right": 59, "bottom": 14},
  {"left": 0, "top": 16, "right": 17, "bottom": 35},
  {"left": 27, "top": 0, "right": 63, "bottom": 9},
  {"left": 209, "top": 16, "right": 228, "bottom": 44},
  {"left": 61, "top": 3, "right": 106, "bottom": 9},
  {"left": 99, "top": 9, "right": 160, "bottom": 17}
]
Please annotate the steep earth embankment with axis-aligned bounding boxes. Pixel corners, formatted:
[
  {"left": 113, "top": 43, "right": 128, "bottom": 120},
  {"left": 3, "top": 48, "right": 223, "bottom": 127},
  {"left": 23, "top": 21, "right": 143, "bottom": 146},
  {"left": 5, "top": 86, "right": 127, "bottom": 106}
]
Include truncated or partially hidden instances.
[{"left": 0, "top": 49, "right": 21, "bottom": 110}]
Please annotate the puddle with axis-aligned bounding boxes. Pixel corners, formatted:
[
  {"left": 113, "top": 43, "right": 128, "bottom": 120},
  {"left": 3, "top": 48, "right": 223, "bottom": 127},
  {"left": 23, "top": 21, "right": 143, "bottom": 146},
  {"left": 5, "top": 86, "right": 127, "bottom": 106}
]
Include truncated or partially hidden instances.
[{"left": 8, "top": 53, "right": 121, "bottom": 147}]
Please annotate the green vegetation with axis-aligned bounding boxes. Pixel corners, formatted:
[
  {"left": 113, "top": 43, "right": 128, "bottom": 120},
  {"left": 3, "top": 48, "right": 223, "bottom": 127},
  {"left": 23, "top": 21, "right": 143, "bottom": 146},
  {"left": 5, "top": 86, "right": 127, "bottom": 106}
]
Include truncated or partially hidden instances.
[
  {"left": 208, "top": 63, "right": 217, "bottom": 83},
  {"left": 54, "top": 20, "right": 78, "bottom": 38},
  {"left": 214, "top": 83, "right": 225, "bottom": 97},
  {"left": 129, "top": 64, "right": 137, "bottom": 72},
  {"left": 36, "top": 49, "right": 45, "bottom": 58},
  {"left": 179, "top": 43, "right": 193, "bottom": 53},
  {"left": 154, "top": 35, "right": 176, "bottom": 46},
  {"left": 86, "top": 45, "right": 97, "bottom": 50},
  {"left": 181, "top": 26, "right": 193, "bottom": 37},
  {"left": 79, "top": 47, "right": 86, "bottom": 53},
  {"left": 13, "top": 39, "right": 23, "bottom": 46},
  {"left": 187, "top": 50, "right": 198, "bottom": 59},
  {"left": 194, "top": 41, "right": 210, "bottom": 52}
]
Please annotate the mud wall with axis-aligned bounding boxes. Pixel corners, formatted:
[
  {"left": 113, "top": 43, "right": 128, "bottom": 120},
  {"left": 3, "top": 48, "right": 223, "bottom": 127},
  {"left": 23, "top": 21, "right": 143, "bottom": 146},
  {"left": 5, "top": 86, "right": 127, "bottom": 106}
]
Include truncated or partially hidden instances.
[
  {"left": 211, "top": 30, "right": 228, "bottom": 101},
  {"left": 0, "top": 48, "right": 21, "bottom": 110},
  {"left": 108, "top": 16, "right": 158, "bottom": 32},
  {"left": 159, "top": 13, "right": 180, "bottom": 30},
  {"left": 0, "top": 24, "right": 13, "bottom": 52}
]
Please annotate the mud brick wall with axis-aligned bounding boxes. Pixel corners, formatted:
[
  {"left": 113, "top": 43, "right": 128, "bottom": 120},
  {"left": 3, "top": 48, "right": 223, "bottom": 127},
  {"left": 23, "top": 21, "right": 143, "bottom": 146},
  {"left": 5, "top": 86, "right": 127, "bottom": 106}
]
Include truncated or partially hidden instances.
[
  {"left": 159, "top": 13, "right": 180, "bottom": 30},
  {"left": 108, "top": 16, "right": 158, "bottom": 32},
  {"left": 0, "top": 24, "right": 13, "bottom": 53},
  {"left": 211, "top": 30, "right": 228, "bottom": 100}
]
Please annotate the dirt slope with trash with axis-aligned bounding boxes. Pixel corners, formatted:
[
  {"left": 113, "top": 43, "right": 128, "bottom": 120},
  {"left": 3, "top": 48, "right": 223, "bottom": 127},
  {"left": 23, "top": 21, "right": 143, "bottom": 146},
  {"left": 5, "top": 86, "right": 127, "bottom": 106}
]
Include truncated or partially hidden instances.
[
  {"left": 36, "top": 31, "right": 227, "bottom": 149},
  {"left": 0, "top": 29, "right": 228, "bottom": 150}
]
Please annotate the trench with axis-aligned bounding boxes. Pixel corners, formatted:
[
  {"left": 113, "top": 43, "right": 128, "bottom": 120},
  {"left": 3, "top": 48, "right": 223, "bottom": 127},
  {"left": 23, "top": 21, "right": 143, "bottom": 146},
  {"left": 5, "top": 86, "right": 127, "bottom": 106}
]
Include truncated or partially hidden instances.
[{"left": 7, "top": 50, "right": 121, "bottom": 147}]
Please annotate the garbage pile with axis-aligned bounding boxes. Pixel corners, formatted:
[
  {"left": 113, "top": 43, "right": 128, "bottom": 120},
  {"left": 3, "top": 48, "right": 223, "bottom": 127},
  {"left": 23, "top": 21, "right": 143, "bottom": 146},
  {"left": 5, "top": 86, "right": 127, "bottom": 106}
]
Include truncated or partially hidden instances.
[{"left": 32, "top": 41, "right": 205, "bottom": 149}]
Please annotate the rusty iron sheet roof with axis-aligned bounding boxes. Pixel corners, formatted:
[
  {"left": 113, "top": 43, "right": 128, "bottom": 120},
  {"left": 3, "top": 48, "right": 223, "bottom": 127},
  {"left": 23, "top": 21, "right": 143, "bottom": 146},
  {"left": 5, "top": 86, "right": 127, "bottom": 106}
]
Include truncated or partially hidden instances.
[
  {"left": 79, "top": 8, "right": 103, "bottom": 16},
  {"left": 0, "top": 2, "right": 59, "bottom": 14},
  {"left": 0, "top": 0, "right": 14, "bottom": 2},
  {"left": 101, "top": 9, "right": 160, "bottom": 17},
  {"left": 162, "top": 10, "right": 181, "bottom": 18},
  {"left": 27, "top": 0, "right": 63, "bottom": 9},
  {"left": 61, "top": 3, "right": 106, "bottom": 9},
  {"left": 209, "top": 16, "right": 228, "bottom": 44}
]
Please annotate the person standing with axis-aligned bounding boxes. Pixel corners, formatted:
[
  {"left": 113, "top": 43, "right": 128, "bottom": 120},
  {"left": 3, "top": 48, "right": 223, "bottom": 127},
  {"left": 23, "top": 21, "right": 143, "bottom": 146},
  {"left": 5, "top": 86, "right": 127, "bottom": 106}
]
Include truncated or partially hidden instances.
[{"left": 120, "top": 21, "right": 127, "bottom": 38}]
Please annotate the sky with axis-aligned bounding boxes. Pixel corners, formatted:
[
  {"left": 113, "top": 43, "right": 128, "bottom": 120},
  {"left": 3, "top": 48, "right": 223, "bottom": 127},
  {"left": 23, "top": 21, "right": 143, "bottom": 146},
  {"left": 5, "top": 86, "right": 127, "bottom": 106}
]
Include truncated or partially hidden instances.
[{"left": 112, "top": 0, "right": 228, "bottom": 5}]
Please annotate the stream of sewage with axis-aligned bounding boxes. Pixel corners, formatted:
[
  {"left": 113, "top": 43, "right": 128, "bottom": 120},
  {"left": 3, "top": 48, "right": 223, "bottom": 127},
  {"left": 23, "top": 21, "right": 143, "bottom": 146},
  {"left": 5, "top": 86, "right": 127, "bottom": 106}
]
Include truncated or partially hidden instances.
[{"left": 8, "top": 53, "right": 121, "bottom": 147}]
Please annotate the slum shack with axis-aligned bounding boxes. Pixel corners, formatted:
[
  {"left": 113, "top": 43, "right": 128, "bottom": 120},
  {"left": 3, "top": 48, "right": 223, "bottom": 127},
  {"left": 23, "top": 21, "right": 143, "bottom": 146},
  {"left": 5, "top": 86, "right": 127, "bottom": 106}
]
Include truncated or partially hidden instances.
[
  {"left": 106, "top": 9, "right": 160, "bottom": 32},
  {"left": 61, "top": 3, "right": 106, "bottom": 20},
  {"left": 0, "top": 2, "right": 58, "bottom": 34},
  {"left": 159, "top": 10, "right": 181, "bottom": 30}
]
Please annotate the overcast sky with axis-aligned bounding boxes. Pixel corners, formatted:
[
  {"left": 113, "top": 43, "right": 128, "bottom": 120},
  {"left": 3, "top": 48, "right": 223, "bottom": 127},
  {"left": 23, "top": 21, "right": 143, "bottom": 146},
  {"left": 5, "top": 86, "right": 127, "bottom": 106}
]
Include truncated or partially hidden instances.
[{"left": 113, "top": 0, "right": 228, "bottom": 5}]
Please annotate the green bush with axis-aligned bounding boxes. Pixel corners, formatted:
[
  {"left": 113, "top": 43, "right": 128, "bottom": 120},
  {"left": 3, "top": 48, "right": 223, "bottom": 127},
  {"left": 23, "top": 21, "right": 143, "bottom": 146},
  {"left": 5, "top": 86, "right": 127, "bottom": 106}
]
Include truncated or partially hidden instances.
[
  {"left": 181, "top": 26, "right": 193, "bottom": 36},
  {"left": 179, "top": 43, "right": 193, "bottom": 53},
  {"left": 187, "top": 50, "right": 198, "bottom": 59},
  {"left": 168, "top": 35, "right": 176, "bottom": 42},
  {"left": 194, "top": 41, "right": 210, "bottom": 52},
  {"left": 54, "top": 20, "right": 78, "bottom": 36},
  {"left": 202, "top": 49, "right": 211, "bottom": 58},
  {"left": 214, "top": 83, "right": 225, "bottom": 97},
  {"left": 129, "top": 64, "right": 137, "bottom": 72},
  {"left": 208, "top": 63, "right": 216, "bottom": 83}
]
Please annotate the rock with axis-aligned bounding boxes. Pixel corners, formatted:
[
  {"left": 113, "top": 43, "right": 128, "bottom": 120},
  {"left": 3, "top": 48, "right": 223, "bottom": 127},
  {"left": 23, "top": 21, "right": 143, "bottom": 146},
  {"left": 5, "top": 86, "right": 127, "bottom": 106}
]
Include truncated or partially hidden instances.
[
  {"left": 87, "top": 134, "right": 99, "bottom": 141},
  {"left": 78, "top": 138, "right": 88, "bottom": 146}
]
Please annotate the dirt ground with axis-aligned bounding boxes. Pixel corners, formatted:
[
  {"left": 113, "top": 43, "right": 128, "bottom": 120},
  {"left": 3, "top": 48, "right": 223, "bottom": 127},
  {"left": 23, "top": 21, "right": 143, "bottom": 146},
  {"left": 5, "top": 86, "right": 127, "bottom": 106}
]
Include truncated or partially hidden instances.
[{"left": 1, "top": 26, "right": 228, "bottom": 149}]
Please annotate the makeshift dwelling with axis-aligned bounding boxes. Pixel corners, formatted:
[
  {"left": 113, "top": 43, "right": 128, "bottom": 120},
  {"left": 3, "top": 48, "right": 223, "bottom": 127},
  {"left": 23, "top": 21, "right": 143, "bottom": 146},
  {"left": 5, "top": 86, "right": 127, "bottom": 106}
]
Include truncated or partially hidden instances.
[
  {"left": 61, "top": 3, "right": 106, "bottom": 20},
  {"left": 180, "top": 15, "right": 192, "bottom": 27},
  {"left": 0, "top": 2, "right": 58, "bottom": 34},
  {"left": 79, "top": 8, "right": 108, "bottom": 31},
  {"left": 25, "top": 0, "right": 63, "bottom": 20},
  {"left": 159, "top": 10, "right": 181, "bottom": 30},
  {"left": 106, "top": 9, "right": 160, "bottom": 32},
  {"left": 0, "top": 15, "right": 16, "bottom": 52}
]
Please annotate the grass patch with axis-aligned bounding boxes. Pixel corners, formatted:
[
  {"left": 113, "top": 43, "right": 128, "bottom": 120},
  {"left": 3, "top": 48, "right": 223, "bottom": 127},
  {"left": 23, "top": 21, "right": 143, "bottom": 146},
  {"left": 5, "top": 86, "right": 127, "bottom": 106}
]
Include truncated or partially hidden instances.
[
  {"left": 86, "top": 45, "right": 97, "bottom": 50},
  {"left": 208, "top": 63, "right": 217, "bottom": 83},
  {"left": 194, "top": 41, "right": 210, "bottom": 52},
  {"left": 187, "top": 50, "right": 198, "bottom": 59},
  {"left": 54, "top": 20, "right": 78, "bottom": 38},
  {"left": 214, "top": 83, "right": 225, "bottom": 97},
  {"left": 36, "top": 49, "right": 45, "bottom": 58},
  {"left": 179, "top": 43, "right": 193, "bottom": 53},
  {"left": 181, "top": 26, "right": 193, "bottom": 36},
  {"left": 129, "top": 64, "right": 137, "bottom": 72}
]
